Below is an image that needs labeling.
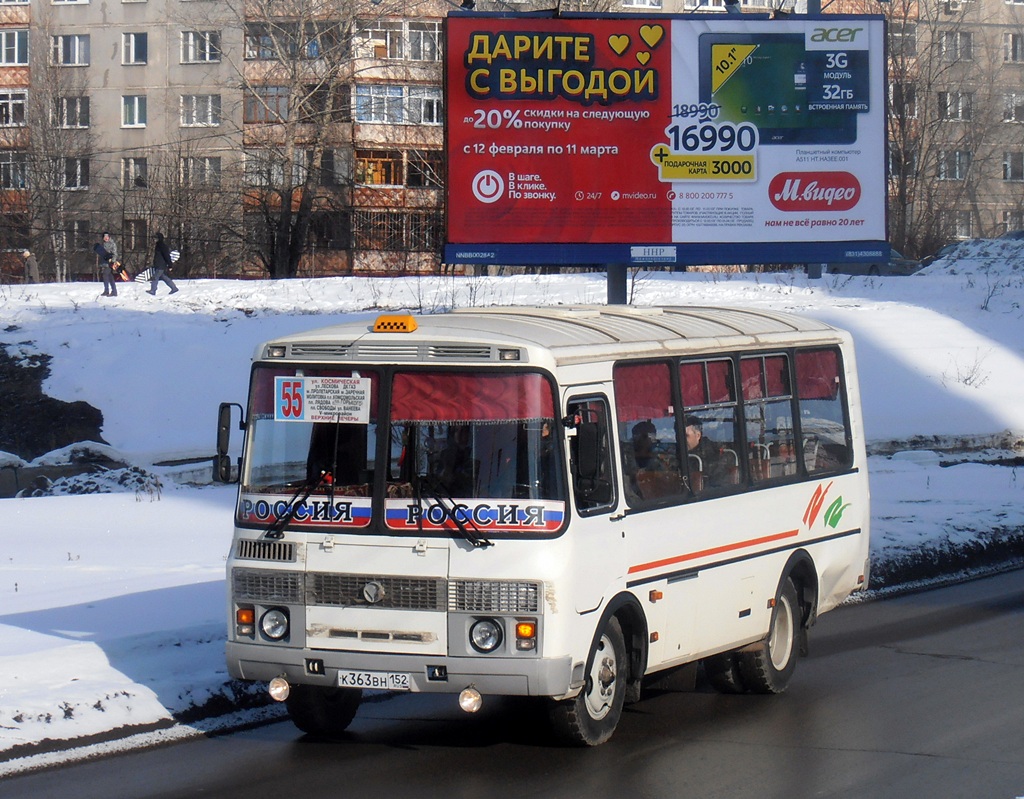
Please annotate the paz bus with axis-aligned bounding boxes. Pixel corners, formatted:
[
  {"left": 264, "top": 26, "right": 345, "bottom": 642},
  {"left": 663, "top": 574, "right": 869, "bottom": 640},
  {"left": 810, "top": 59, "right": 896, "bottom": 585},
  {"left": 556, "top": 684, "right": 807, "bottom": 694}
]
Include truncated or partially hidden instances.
[{"left": 214, "top": 305, "right": 869, "bottom": 746}]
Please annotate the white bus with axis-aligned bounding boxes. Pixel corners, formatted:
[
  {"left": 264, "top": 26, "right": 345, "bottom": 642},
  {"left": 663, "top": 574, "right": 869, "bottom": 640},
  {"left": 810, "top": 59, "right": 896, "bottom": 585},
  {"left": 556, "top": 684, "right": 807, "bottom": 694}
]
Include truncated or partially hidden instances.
[{"left": 215, "top": 305, "right": 870, "bottom": 746}]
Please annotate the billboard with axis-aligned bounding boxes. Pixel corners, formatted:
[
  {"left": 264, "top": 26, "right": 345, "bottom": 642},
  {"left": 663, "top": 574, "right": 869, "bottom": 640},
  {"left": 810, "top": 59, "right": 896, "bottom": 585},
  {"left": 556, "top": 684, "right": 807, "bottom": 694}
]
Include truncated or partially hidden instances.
[{"left": 443, "top": 13, "right": 887, "bottom": 268}]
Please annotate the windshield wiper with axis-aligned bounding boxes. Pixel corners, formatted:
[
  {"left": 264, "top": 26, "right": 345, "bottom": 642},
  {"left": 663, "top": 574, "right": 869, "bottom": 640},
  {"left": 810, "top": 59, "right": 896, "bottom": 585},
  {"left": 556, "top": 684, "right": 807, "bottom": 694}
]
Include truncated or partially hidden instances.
[
  {"left": 414, "top": 475, "right": 493, "bottom": 549},
  {"left": 264, "top": 470, "right": 330, "bottom": 540}
]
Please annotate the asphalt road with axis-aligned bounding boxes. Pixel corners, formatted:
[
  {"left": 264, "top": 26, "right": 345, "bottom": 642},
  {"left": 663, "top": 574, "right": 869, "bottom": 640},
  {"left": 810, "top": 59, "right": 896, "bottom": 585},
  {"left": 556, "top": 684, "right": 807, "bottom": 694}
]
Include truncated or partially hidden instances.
[{"left": 6, "top": 569, "right": 1024, "bottom": 799}]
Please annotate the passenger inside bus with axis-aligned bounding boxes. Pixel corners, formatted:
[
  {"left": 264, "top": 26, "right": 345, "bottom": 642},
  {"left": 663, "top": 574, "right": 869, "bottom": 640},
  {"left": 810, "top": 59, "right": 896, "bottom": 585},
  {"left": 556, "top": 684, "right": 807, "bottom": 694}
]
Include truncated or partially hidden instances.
[
  {"left": 684, "top": 415, "right": 728, "bottom": 490},
  {"left": 438, "top": 424, "right": 478, "bottom": 497}
]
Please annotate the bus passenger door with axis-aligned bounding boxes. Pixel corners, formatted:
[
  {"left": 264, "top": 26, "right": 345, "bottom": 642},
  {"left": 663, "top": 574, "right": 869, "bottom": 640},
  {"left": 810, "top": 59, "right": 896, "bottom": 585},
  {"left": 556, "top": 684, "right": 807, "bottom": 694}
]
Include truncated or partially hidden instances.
[{"left": 565, "top": 394, "right": 624, "bottom": 615}]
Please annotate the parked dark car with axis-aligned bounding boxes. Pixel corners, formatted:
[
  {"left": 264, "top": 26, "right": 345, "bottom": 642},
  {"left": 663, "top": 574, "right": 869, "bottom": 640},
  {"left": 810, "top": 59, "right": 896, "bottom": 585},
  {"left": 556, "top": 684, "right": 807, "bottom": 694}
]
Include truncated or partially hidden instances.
[{"left": 823, "top": 249, "right": 921, "bottom": 276}]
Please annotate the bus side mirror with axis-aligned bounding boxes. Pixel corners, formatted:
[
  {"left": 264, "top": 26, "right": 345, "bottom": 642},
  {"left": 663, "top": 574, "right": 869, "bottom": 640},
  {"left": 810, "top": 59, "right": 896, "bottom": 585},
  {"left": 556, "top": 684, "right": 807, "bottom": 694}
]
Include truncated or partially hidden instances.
[
  {"left": 215, "top": 402, "right": 243, "bottom": 483},
  {"left": 573, "top": 421, "right": 612, "bottom": 504}
]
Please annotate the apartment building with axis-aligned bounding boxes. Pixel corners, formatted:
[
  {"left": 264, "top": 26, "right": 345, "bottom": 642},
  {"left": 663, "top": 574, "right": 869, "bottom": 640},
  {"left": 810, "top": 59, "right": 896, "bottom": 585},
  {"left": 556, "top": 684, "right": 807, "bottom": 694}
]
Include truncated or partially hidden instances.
[{"left": 12, "top": 0, "right": 1015, "bottom": 279}]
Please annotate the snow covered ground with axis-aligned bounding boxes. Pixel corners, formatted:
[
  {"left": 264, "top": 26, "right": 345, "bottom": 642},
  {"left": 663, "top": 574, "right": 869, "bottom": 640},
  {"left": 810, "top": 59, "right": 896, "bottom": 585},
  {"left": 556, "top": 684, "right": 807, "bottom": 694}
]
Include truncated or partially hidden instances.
[{"left": 2, "top": 240, "right": 1024, "bottom": 774}]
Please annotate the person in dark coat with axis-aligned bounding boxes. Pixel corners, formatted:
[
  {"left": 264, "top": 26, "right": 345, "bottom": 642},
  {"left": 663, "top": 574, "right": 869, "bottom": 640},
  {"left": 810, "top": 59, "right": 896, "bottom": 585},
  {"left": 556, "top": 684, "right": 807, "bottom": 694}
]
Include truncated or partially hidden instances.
[{"left": 146, "top": 232, "right": 178, "bottom": 296}]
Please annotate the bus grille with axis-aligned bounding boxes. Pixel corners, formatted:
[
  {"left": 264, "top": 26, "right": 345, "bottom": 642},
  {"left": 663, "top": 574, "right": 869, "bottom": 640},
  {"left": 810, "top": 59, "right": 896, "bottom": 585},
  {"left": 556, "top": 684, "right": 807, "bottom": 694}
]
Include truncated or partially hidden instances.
[
  {"left": 233, "top": 568, "right": 303, "bottom": 603},
  {"left": 231, "top": 569, "right": 542, "bottom": 614},
  {"left": 236, "top": 539, "right": 296, "bottom": 562},
  {"left": 449, "top": 580, "right": 541, "bottom": 613},
  {"left": 308, "top": 573, "right": 446, "bottom": 611}
]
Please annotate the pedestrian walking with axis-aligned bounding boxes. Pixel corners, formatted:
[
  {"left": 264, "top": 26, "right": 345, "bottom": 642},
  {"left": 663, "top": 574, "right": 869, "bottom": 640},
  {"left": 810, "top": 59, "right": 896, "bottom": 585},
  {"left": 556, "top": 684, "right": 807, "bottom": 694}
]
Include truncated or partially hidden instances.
[
  {"left": 21, "top": 250, "right": 40, "bottom": 283},
  {"left": 146, "top": 232, "right": 179, "bottom": 296},
  {"left": 95, "top": 232, "right": 119, "bottom": 297}
]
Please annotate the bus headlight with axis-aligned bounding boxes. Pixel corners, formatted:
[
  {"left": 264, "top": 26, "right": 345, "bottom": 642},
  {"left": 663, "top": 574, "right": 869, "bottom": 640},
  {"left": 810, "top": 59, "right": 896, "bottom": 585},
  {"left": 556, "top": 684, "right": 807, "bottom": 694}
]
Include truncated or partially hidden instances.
[
  {"left": 469, "top": 619, "right": 503, "bottom": 653},
  {"left": 261, "top": 608, "right": 290, "bottom": 640}
]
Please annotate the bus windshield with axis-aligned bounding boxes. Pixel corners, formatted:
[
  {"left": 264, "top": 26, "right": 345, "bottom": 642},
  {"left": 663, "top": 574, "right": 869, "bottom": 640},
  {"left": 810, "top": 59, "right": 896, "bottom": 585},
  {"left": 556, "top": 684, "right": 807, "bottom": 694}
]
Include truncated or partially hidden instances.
[{"left": 240, "top": 366, "right": 565, "bottom": 533}]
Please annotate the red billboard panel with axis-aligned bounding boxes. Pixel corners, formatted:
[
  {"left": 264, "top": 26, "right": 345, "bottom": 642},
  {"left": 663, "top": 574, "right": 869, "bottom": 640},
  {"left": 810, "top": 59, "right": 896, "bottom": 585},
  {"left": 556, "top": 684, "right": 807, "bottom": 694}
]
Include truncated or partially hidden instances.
[{"left": 444, "top": 14, "right": 887, "bottom": 268}]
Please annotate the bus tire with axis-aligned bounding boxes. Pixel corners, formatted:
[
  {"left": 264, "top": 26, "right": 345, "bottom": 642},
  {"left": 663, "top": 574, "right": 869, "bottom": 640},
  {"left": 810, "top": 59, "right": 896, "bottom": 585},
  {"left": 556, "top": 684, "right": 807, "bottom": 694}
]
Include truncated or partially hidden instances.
[
  {"left": 738, "top": 577, "right": 800, "bottom": 694},
  {"left": 703, "top": 652, "right": 747, "bottom": 694},
  {"left": 549, "top": 616, "right": 627, "bottom": 746},
  {"left": 285, "top": 685, "right": 362, "bottom": 737}
]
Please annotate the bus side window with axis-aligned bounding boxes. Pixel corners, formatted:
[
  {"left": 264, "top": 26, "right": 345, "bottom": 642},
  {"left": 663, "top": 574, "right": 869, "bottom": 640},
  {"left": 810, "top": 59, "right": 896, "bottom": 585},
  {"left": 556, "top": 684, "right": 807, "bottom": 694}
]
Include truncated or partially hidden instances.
[
  {"left": 741, "top": 354, "right": 797, "bottom": 482},
  {"left": 567, "top": 398, "right": 615, "bottom": 512},
  {"left": 794, "top": 348, "right": 852, "bottom": 473}
]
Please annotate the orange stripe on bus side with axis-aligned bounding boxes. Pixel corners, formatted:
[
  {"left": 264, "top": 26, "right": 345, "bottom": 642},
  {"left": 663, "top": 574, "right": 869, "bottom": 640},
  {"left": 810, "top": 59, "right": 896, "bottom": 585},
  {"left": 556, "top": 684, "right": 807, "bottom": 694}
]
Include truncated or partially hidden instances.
[{"left": 627, "top": 529, "right": 801, "bottom": 575}]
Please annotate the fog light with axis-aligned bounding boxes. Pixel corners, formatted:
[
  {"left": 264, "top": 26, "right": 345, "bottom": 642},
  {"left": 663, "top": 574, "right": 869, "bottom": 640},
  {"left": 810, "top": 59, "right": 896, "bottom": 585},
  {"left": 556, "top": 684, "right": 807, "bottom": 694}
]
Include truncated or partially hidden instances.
[
  {"left": 261, "top": 608, "right": 289, "bottom": 640},
  {"left": 459, "top": 686, "right": 483, "bottom": 713},
  {"left": 469, "top": 619, "right": 503, "bottom": 653},
  {"left": 268, "top": 676, "right": 290, "bottom": 702}
]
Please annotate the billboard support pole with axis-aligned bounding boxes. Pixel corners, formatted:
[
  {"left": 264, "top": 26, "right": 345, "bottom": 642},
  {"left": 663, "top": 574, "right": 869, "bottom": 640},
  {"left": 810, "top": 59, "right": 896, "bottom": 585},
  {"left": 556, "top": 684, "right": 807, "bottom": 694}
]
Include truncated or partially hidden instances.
[{"left": 607, "top": 265, "right": 628, "bottom": 305}]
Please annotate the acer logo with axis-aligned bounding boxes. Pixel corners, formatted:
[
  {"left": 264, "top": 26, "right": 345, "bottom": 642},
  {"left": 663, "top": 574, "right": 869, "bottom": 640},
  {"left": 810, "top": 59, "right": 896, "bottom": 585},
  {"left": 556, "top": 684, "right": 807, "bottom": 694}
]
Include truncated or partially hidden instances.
[
  {"left": 810, "top": 27, "right": 863, "bottom": 43},
  {"left": 769, "top": 172, "right": 861, "bottom": 211}
]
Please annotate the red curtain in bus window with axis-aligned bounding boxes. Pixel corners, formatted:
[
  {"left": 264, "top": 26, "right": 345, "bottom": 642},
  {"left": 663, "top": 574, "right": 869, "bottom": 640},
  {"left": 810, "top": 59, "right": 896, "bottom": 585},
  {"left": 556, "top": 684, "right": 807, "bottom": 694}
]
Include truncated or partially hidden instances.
[
  {"left": 679, "top": 362, "right": 706, "bottom": 407},
  {"left": 614, "top": 362, "right": 672, "bottom": 422},
  {"left": 706, "top": 360, "right": 734, "bottom": 403},
  {"left": 740, "top": 358, "right": 763, "bottom": 401},
  {"left": 764, "top": 355, "right": 790, "bottom": 396},
  {"left": 390, "top": 372, "right": 554, "bottom": 422},
  {"left": 795, "top": 349, "right": 840, "bottom": 400}
]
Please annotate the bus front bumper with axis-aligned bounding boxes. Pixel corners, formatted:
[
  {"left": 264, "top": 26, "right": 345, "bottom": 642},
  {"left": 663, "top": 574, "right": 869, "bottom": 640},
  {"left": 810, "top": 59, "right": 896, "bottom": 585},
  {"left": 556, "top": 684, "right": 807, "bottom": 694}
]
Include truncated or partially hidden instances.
[{"left": 226, "top": 641, "right": 578, "bottom": 699}]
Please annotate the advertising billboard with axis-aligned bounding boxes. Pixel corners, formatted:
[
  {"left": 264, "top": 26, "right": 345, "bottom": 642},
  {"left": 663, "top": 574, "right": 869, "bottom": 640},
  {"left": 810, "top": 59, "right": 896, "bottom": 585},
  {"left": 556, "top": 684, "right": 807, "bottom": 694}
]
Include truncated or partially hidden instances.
[{"left": 443, "top": 13, "right": 887, "bottom": 268}]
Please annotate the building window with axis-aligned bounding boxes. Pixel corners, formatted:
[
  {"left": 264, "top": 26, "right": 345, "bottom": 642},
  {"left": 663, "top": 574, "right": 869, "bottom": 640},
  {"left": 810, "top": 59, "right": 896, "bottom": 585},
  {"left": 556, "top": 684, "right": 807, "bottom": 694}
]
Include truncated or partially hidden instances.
[
  {"left": 407, "top": 22, "right": 441, "bottom": 61},
  {"left": 244, "top": 150, "right": 285, "bottom": 186},
  {"left": 181, "top": 156, "right": 222, "bottom": 186},
  {"left": 52, "top": 35, "right": 90, "bottom": 66},
  {"left": 64, "top": 157, "right": 89, "bottom": 190},
  {"left": 122, "top": 95, "right": 147, "bottom": 127},
  {"left": 407, "top": 86, "right": 442, "bottom": 125},
  {"left": 940, "top": 30, "right": 972, "bottom": 61},
  {"left": 0, "top": 0, "right": 29, "bottom": 5},
  {"left": 889, "top": 146, "right": 918, "bottom": 176},
  {"left": 298, "top": 84, "right": 350, "bottom": 123},
  {"left": 890, "top": 84, "right": 916, "bottom": 118},
  {"left": 938, "top": 91, "right": 972, "bottom": 120},
  {"left": 64, "top": 219, "right": 91, "bottom": 251},
  {"left": 936, "top": 150, "right": 970, "bottom": 180},
  {"left": 407, "top": 150, "right": 443, "bottom": 188},
  {"left": 182, "top": 30, "right": 221, "bottom": 63},
  {"left": 890, "top": 22, "right": 917, "bottom": 58},
  {"left": 946, "top": 209, "right": 972, "bottom": 239},
  {"left": 0, "top": 91, "right": 27, "bottom": 127},
  {"left": 1005, "top": 33, "right": 1024, "bottom": 63},
  {"left": 0, "top": 150, "right": 28, "bottom": 188},
  {"left": 244, "top": 86, "right": 289, "bottom": 122},
  {"left": 294, "top": 150, "right": 339, "bottom": 186},
  {"left": 1, "top": 30, "right": 29, "bottom": 65},
  {"left": 623, "top": 0, "right": 663, "bottom": 7},
  {"left": 244, "top": 24, "right": 279, "bottom": 60},
  {"left": 1003, "top": 152, "right": 1024, "bottom": 181},
  {"left": 181, "top": 94, "right": 221, "bottom": 126},
  {"left": 123, "top": 33, "right": 148, "bottom": 65},
  {"left": 406, "top": 210, "right": 442, "bottom": 251},
  {"left": 122, "top": 157, "right": 148, "bottom": 189},
  {"left": 1004, "top": 93, "right": 1024, "bottom": 123},
  {"left": 356, "top": 149, "right": 401, "bottom": 185},
  {"left": 126, "top": 219, "right": 147, "bottom": 250},
  {"left": 308, "top": 211, "right": 351, "bottom": 251},
  {"left": 355, "top": 84, "right": 442, "bottom": 125},
  {"left": 54, "top": 96, "right": 90, "bottom": 128},
  {"left": 353, "top": 210, "right": 442, "bottom": 251},
  {"left": 1002, "top": 210, "right": 1024, "bottom": 233}
]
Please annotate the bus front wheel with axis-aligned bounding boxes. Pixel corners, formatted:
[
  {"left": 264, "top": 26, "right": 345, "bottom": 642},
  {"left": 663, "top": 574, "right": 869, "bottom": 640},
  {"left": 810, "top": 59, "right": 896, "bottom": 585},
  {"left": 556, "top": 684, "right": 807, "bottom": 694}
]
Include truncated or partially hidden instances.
[
  {"left": 285, "top": 685, "right": 362, "bottom": 737},
  {"left": 549, "top": 616, "right": 627, "bottom": 746},
  {"left": 738, "top": 577, "right": 800, "bottom": 694}
]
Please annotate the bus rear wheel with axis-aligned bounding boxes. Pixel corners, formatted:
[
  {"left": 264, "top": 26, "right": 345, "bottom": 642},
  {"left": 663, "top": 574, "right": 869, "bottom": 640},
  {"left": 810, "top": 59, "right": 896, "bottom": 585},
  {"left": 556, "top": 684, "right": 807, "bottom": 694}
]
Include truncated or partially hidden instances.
[
  {"left": 738, "top": 577, "right": 800, "bottom": 694},
  {"left": 285, "top": 685, "right": 362, "bottom": 737},
  {"left": 549, "top": 616, "right": 627, "bottom": 746}
]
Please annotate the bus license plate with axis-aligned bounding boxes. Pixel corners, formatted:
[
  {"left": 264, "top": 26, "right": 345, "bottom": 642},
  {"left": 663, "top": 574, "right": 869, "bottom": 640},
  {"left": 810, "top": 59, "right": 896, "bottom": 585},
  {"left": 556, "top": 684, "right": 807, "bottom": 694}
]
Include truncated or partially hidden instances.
[{"left": 337, "top": 670, "right": 411, "bottom": 691}]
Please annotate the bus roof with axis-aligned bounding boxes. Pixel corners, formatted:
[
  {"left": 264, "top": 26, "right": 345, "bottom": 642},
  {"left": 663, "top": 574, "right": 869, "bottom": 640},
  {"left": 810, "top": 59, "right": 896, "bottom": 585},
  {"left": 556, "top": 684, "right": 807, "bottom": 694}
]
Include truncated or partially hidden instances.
[{"left": 259, "top": 306, "right": 847, "bottom": 367}]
